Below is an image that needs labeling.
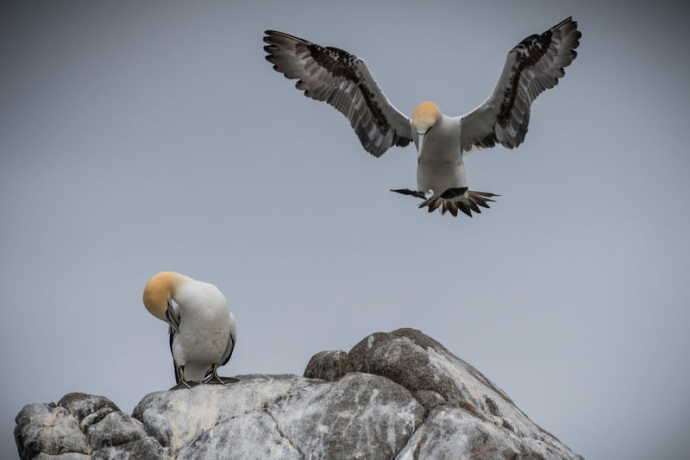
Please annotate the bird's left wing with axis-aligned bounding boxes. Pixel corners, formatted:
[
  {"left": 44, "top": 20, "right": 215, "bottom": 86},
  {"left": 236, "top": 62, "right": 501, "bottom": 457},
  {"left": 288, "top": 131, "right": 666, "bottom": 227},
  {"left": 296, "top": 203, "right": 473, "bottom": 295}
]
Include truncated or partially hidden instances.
[
  {"left": 459, "top": 17, "right": 581, "bottom": 153},
  {"left": 264, "top": 30, "right": 412, "bottom": 157},
  {"left": 168, "top": 328, "right": 179, "bottom": 384},
  {"left": 219, "top": 317, "right": 236, "bottom": 368},
  {"left": 165, "top": 300, "right": 181, "bottom": 384}
]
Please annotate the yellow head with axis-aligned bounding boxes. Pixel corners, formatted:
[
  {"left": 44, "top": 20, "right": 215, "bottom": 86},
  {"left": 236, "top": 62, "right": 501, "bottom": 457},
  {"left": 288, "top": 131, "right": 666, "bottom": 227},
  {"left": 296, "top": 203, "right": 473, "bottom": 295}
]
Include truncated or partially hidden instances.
[
  {"left": 143, "top": 271, "right": 185, "bottom": 321},
  {"left": 411, "top": 102, "right": 441, "bottom": 134}
]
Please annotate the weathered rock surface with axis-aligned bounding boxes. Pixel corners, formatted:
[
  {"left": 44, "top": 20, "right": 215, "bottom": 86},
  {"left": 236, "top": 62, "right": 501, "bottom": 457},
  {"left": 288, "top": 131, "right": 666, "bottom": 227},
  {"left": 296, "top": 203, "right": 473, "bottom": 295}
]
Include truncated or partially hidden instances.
[
  {"left": 348, "top": 328, "right": 579, "bottom": 458},
  {"left": 15, "top": 328, "right": 582, "bottom": 459},
  {"left": 304, "top": 350, "right": 354, "bottom": 382},
  {"left": 14, "top": 393, "right": 168, "bottom": 460}
]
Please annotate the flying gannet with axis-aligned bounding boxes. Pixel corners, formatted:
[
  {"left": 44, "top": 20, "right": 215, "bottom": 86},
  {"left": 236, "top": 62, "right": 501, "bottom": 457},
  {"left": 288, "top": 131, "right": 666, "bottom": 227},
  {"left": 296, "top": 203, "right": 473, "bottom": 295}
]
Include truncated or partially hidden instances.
[
  {"left": 264, "top": 17, "right": 581, "bottom": 217},
  {"left": 143, "top": 271, "right": 236, "bottom": 386}
]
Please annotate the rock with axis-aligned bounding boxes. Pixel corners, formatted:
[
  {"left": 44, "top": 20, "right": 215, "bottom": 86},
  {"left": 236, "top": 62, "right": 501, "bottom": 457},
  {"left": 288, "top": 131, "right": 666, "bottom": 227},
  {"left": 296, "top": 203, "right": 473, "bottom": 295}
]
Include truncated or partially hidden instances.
[
  {"left": 176, "top": 411, "right": 302, "bottom": 460},
  {"left": 132, "top": 372, "right": 424, "bottom": 459},
  {"left": 86, "top": 411, "right": 147, "bottom": 451},
  {"left": 57, "top": 393, "right": 119, "bottom": 424},
  {"left": 132, "top": 374, "right": 317, "bottom": 453},
  {"left": 15, "top": 329, "right": 582, "bottom": 459},
  {"left": 14, "top": 403, "right": 90, "bottom": 459},
  {"left": 349, "top": 327, "right": 510, "bottom": 408},
  {"left": 349, "top": 328, "right": 583, "bottom": 459},
  {"left": 269, "top": 373, "right": 424, "bottom": 459},
  {"left": 14, "top": 393, "right": 166, "bottom": 460},
  {"left": 398, "top": 407, "right": 575, "bottom": 459},
  {"left": 303, "top": 349, "right": 354, "bottom": 381},
  {"left": 413, "top": 390, "right": 447, "bottom": 411},
  {"left": 34, "top": 454, "right": 90, "bottom": 460},
  {"left": 92, "top": 437, "right": 169, "bottom": 460}
]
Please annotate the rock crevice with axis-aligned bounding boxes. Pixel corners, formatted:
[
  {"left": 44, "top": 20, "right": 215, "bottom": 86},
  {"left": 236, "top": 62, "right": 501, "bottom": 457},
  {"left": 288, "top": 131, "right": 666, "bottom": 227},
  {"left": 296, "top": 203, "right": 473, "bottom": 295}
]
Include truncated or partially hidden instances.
[{"left": 264, "top": 409, "right": 305, "bottom": 459}]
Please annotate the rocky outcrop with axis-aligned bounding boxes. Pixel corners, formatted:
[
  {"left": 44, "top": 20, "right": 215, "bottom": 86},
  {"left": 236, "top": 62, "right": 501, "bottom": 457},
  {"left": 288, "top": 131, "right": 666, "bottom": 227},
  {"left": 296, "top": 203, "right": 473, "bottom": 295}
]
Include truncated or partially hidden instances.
[
  {"left": 14, "top": 393, "right": 166, "bottom": 460},
  {"left": 15, "top": 328, "right": 582, "bottom": 459}
]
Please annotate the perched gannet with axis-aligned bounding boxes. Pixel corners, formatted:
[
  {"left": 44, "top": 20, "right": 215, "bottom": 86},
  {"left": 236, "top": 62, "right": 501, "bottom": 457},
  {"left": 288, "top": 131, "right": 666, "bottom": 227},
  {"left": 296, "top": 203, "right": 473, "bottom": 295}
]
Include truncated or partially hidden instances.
[
  {"left": 143, "top": 271, "right": 236, "bottom": 386},
  {"left": 264, "top": 18, "right": 581, "bottom": 217}
]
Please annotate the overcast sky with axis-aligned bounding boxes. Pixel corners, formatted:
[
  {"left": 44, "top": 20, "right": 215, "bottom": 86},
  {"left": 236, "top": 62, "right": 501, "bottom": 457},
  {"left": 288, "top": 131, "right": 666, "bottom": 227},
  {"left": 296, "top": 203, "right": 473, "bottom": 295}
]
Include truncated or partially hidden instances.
[{"left": 2, "top": 1, "right": 689, "bottom": 459}]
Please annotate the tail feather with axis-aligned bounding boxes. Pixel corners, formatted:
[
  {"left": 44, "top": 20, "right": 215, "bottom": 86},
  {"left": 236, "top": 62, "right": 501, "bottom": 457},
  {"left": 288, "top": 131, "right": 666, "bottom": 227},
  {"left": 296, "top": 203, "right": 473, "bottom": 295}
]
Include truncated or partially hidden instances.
[
  {"left": 472, "top": 196, "right": 491, "bottom": 208},
  {"left": 442, "top": 200, "right": 459, "bottom": 217},
  {"left": 467, "top": 200, "right": 482, "bottom": 214},
  {"left": 427, "top": 197, "right": 443, "bottom": 213},
  {"left": 428, "top": 189, "right": 500, "bottom": 217},
  {"left": 457, "top": 201, "right": 473, "bottom": 217},
  {"left": 472, "top": 192, "right": 498, "bottom": 198},
  {"left": 392, "top": 187, "right": 499, "bottom": 218}
]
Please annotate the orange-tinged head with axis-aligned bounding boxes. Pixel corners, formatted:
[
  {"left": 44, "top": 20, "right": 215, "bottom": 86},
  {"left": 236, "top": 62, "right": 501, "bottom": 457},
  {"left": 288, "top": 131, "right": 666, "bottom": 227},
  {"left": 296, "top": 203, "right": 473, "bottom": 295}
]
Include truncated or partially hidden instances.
[
  {"left": 411, "top": 102, "right": 441, "bottom": 134},
  {"left": 143, "top": 271, "right": 186, "bottom": 321}
]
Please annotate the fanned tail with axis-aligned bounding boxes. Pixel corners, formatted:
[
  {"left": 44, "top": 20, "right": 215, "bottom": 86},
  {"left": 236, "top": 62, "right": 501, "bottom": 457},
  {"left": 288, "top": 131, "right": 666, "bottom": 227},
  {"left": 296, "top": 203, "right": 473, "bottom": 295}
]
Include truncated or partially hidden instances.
[
  {"left": 419, "top": 190, "right": 499, "bottom": 218},
  {"left": 391, "top": 187, "right": 499, "bottom": 217}
]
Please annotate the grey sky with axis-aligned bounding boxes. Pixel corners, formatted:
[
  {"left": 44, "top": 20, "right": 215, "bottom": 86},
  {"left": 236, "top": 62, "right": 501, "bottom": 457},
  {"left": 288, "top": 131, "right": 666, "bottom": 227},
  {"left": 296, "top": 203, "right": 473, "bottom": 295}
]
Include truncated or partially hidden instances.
[{"left": 2, "top": 1, "right": 689, "bottom": 458}]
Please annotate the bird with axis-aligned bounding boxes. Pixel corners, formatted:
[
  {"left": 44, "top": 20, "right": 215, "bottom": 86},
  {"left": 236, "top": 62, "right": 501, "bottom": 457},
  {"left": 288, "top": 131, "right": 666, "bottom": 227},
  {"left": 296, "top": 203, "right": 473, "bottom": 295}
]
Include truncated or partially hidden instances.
[
  {"left": 143, "top": 271, "right": 236, "bottom": 386},
  {"left": 263, "top": 17, "right": 581, "bottom": 217}
]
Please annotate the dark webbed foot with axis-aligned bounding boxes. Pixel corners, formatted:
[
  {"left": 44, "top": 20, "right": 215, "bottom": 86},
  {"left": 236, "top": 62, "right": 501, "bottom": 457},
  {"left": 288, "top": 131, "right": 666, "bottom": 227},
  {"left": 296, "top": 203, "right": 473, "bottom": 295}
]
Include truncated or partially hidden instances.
[
  {"left": 168, "top": 366, "right": 200, "bottom": 390},
  {"left": 169, "top": 381, "right": 202, "bottom": 391},
  {"left": 440, "top": 187, "right": 468, "bottom": 199},
  {"left": 204, "top": 364, "right": 228, "bottom": 385},
  {"left": 390, "top": 188, "right": 427, "bottom": 200}
]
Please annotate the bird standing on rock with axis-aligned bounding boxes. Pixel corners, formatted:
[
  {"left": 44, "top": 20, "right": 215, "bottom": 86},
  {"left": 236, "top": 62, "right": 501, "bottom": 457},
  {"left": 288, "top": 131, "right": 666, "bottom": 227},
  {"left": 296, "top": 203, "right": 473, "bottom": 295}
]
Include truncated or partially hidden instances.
[
  {"left": 264, "top": 17, "right": 581, "bottom": 217},
  {"left": 143, "top": 271, "right": 236, "bottom": 386}
]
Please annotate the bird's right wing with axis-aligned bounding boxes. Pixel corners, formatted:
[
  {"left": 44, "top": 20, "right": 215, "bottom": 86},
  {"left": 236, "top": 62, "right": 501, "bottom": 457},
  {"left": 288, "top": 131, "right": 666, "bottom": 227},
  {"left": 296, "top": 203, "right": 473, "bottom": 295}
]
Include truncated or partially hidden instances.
[
  {"left": 459, "top": 17, "right": 581, "bottom": 153},
  {"left": 264, "top": 30, "right": 412, "bottom": 157}
]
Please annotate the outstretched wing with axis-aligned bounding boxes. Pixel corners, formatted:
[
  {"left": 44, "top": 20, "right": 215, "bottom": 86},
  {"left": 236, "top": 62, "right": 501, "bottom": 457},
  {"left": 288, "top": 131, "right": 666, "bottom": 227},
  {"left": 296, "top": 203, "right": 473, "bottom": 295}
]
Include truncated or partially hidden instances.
[
  {"left": 264, "top": 30, "right": 412, "bottom": 157},
  {"left": 459, "top": 17, "right": 581, "bottom": 152}
]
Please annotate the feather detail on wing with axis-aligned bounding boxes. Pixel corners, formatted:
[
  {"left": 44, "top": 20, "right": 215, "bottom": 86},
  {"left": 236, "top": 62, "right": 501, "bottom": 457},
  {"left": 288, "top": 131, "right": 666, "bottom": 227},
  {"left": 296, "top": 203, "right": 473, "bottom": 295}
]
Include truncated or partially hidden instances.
[
  {"left": 460, "top": 17, "right": 581, "bottom": 152},
  {"left": 264, "top": 30, "right": 412, "bottom": 157},
  {"left": 169, "top": 326, "right": 179, "bottom": 383},
  {"left": 165, "top": 300, "right": 181, "bottom": 383},
  {"left": 219, "top": 319, "right": 236, "bottom": 368}
]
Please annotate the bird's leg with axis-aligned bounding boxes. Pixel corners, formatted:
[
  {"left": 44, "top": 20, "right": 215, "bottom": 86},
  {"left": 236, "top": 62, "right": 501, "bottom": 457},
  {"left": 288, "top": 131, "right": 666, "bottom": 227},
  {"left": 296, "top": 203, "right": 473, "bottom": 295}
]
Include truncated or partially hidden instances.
[
  {"left": 177, "top": 366, "right": 191, "bottom": 388},
  {"left": 204, "top": 364, "right": 225, "bottom": 385}
]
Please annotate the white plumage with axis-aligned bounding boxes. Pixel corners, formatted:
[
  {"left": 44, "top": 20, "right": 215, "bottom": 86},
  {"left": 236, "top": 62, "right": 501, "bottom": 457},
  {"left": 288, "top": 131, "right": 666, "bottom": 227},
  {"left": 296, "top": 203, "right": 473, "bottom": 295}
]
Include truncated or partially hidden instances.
[
  {"left": 143, "top": 271, "right": 236, "bottom": 385},
  {"left": 264, "top": 17, "right": 581, "bottom": 217}
]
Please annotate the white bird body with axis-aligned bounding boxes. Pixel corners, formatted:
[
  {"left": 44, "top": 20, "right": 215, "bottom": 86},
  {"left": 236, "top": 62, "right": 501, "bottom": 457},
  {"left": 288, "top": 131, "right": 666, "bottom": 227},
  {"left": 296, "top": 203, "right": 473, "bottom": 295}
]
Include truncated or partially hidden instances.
[
  {"left": 408, "top": 106, "right": 499, "bottom": 215},
  {"left": 143, "top": 272, "right": 236, "bottom": 384},
  {"left": 264, "top": 18, "right": 581, "bottom": 217},
  {"left": 414, "top": 114, "right": 465, "bottom": 197}
]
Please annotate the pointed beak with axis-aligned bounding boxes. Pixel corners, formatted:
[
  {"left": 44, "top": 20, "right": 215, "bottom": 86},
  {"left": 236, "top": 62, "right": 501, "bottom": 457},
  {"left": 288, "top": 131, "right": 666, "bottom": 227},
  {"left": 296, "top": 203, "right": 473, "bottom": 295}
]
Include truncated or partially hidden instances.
[{"left": 417, "top": 132, "right": 426, "bottom": 153}]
